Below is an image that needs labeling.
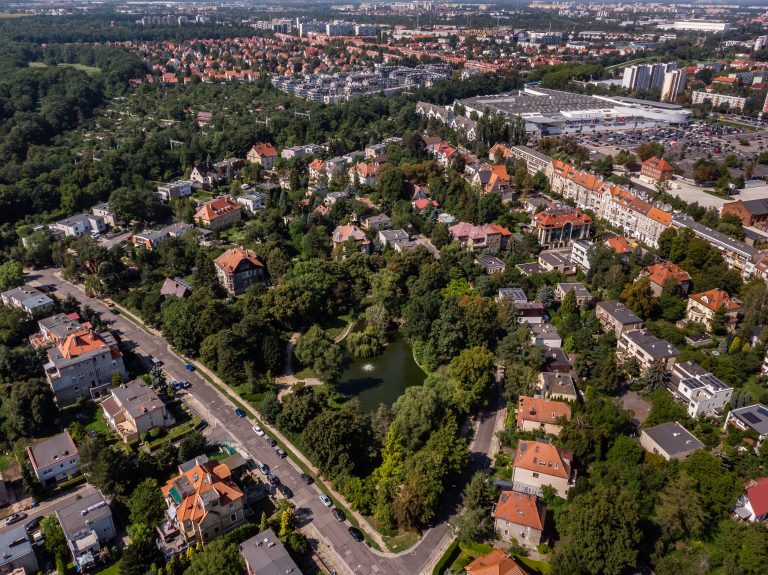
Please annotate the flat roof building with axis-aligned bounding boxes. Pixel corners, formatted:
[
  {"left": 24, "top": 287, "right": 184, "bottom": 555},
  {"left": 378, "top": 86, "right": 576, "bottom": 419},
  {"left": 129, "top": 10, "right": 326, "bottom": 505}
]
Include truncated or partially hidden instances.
[{"left": 640, "top": 421, "right": 704, "bottom": 460}]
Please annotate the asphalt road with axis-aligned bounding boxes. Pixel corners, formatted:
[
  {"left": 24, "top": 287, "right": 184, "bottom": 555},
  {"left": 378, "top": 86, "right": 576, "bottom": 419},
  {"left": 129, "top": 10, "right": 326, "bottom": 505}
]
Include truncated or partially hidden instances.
[
  {"left": 24, "top": 268, "right": 503, "bottom": 575},
  {"left": 0, "top": 484, "right": 90, "bottom": 535}
]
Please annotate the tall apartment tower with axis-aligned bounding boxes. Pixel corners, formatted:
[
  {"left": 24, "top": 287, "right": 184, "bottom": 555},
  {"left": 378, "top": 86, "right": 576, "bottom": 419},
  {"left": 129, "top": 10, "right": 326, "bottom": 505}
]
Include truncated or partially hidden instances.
[{"left": 661, "top": 68, "right": 687, "bottom": 102}]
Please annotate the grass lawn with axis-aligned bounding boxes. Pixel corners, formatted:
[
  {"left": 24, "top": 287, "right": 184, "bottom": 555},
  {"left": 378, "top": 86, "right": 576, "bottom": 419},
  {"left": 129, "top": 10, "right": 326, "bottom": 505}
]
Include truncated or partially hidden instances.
[
  {"left": 0, "top": 453, "right": 13, "bottom": 472},
  {"left": 365, "top": 515, "right": 419, "bottom": 553},
  {"left": 93, "top": 562, "right": 120, "bottom": 575},
  {"left": 515, "top": 555, "right": 551, "bottom": 574},
  {"left": 27, "top": 62, "right": 101, "bottom": 76}
]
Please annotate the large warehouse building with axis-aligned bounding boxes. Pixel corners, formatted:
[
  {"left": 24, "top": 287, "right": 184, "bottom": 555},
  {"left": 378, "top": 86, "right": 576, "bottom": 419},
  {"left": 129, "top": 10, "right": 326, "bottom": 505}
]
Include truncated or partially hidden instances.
[{"left": 456, "top": 87, "right": 692, "bottom": 136}]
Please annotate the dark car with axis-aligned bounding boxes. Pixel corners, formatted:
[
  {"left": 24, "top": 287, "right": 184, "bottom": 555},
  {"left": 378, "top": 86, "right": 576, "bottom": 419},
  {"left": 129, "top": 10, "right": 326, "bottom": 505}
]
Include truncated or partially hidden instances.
[
  {"left": 268, "top": 474, "right": 281, "bottom": 487},
  {"left": 348, "top": 526, "right": 364, "bottom": 542},
  {"left": 275, "top": 448, "right": 287, "bottom": 458},
  {"left": 332, "top": 508, "right": 345, "bottom": 522},
  {"left": 185, "top": 364, "right": 195, "bottom": 372},
  {"left": 234, "top": 408, "right": 246, "bottom": 418},
  {"left": 266, "top": 437, "right": 277, "bottom": 447},
  {"left": 277, "top": 485, "right": 294, "bottom": 499},
  {"left": 180, "top": 380, "right": 191, "bottom": 389},
  {"left": 25, "top": 516, "right": 43, "bottom": 531},
  {"left": 300, "top": 473, "right": 313, "bottom": 485}
]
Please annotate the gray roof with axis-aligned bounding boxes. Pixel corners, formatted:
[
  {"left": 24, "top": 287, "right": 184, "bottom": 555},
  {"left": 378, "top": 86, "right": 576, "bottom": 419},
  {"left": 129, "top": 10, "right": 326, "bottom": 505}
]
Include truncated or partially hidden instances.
[
  {"left": 55, "top": 487, "right": 111, "bottom": 540},
  {"left": 673, "top": 215, "right": 759, "bottom": 260},
  {"left": 38, "top": 313, "right": 83, "bottom": 339},
  {"left": 2, "top": 285, "right": 54, "bottom": 311},
  {"left": 596, "top": 300, "right": 642, "bottom": 325},
  {"left": 642, "top": 422, "right": 704, "bottom": 456},
  {"left": 239, "top": 529, "right": 302, "bottom": 575},
  {"left": 740, "top": 198, "right": 768, "bottom": 216},
  {"left": 557, "top": 282, "right": 591, "bottom": 298},
  {"left": 475, "top": 255, "right": 506, "bottom": 268},
  {"left": 111, "top": 380, "right": 165, "bottom": 419},
  {"left": 498, "top": 287, "right": 527, "bottom": 302},
  {"left": 623, "top": 329, "right": 679, "bottom": 359},
  {"left": 0, "top": 526, "right": 33, "bottom": 568},
  {"left": 27, "top": 431, "right": 78, "bottom": 470},
  {"left": 541, "top": 372, "right": 577, "bottom": 397},
  {"left": 531, "top": 322, "right": 561, "bottom": 340},
  {"left": 730, "top": 404, "right": 768, "bottom": 436}
]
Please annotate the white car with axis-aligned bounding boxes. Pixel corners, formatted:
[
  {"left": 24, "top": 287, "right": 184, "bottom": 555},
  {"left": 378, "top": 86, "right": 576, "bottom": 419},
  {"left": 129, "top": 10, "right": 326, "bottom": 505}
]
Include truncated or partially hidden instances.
[
  {"left": 252, "top": 425, "right": 265, "bottom": 436},
  {"left": 319, "top": 494, "right": 333, "bottom": 508}
]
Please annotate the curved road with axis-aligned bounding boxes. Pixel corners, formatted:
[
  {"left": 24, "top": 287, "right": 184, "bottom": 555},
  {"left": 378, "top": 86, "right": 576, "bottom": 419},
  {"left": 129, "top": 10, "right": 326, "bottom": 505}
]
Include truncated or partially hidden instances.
[{"left": 23, "top": 268, "right": 504, "bottom": 575}]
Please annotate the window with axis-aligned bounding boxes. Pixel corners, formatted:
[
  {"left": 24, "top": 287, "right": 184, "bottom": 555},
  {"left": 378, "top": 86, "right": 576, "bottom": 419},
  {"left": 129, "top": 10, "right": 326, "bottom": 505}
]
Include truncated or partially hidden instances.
[
  {"left": 532, "top": 472, "right": 539, "bottom": 478},
  {"left": 230, "top": 513, "right": 237, "bottom": 522}
]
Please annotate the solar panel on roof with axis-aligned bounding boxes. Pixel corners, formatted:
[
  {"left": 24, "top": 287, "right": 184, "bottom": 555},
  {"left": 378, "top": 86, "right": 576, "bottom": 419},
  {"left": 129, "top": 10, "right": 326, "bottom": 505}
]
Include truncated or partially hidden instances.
[
  {"left": 742, "top": 412, "right": 761, "bottom": 425},
  {"left": 758, "top": 406, "right": 768, "bottom": 417}
]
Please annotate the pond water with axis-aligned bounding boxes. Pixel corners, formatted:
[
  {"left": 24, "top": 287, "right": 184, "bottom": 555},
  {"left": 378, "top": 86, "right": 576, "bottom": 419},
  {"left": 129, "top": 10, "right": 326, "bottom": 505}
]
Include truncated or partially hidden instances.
[{"left": 336, "top": 335, "right": 427, "bottom": 412}]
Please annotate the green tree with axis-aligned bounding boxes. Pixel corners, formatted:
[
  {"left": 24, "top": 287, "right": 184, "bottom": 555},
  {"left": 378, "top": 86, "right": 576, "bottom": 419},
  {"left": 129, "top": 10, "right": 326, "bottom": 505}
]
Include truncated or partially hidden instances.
[
  {"left": 0, "top": 261, "right": 23, "bottom": 291},
  {"left": 178, "top": 431, "right": 207, "bottom": 463},
  {"left": 391, "top": 386, "right": 443, "bottom": 453},
  {"left": 2, "top": 378, "right": 57, "bottom": 439},
  {"left": 640, "top": 360, "right": 669, "bottom": 393},
  {"left": 653, "top": 473, "right": 707, "bottom": 545},
  {"left": 446, "top": 346, "right": 496, "bottom": 413},
  {"left": 41, "top": 514, "right": 68, "bottom": 560},
  {"left": 127, "top": 478, "right": 166, "bottom": 528},
  {"left": 682, "top": 450, "right": 739, "bottom": 518},
  {"left": 302, "top": 403, "right": 374, "bottom": 478},
  {"left": 621, "top": 276, "right": 656, "bottom": 319}
]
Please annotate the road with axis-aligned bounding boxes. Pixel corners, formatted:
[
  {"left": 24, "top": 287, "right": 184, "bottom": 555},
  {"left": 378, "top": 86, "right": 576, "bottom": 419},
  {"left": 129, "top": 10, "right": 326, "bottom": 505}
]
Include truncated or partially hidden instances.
[
  {"left": 23, "top": 268, "right": 505, "bottom": 574},
  {"left": 1, "top": 484, "right": 90, "bottom": 535}
]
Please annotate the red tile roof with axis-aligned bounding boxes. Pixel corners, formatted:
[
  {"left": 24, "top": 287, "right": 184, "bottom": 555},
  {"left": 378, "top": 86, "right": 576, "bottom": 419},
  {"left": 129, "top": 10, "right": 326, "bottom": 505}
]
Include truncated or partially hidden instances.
[
  {"left": 214, "top": 247, "right": 264, "bottom": 274},
  {"left": 249, "top": 143, "right": 277, "bottom": 158},
  {"left": 194, "top": 197, "right": 241, "bottom": 223},
  {"left": 493, "top": 490, "right": 546, "bottom": 530},
  {"left": 465, "top": 549, "right": 530, "bottom": 575},
  {"left": 689, "top": 288, "right": 740, "bottom": 312},
  {"left": 517, "top": 396, "right": 572, "bottom": 427},
  {"left": 514, "top": 440, "right": 571, "bottom": 480},
  {"left": 643, "top": 261, "right": 692, "bottom": 286},
  {"left": 746, "top": 477, "right": 768, "bottom": 519}
]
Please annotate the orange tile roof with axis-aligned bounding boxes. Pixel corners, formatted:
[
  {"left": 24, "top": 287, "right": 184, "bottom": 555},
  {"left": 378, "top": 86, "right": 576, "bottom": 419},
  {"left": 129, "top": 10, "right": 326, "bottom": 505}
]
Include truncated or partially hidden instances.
[
  {"left": 214, "top": 247, "right": 264, "bottom": 274},
  {"left": 59, "top": 329, "right": 120, "bottom": 359},
  {"left": 465, "top": 549, "right": 530, "bottom": 575},
  {"left": 514, "top": 440, "right": 571, "bottom": 479},
  {"left": 194, "top": 197, "right": 241, "bottom": 223},
  {"left": 533, "top": 205, "right": 592, "bottom": 228},
  {"left": 605, "top": 236, "right": 633, "bottom": 254},
  {"left": 250, "top": 143, "right": 277, "bottom": 158},
  {"left": 494, "top": 490, "right": 545, "bottom": 530},
  {"left": 643, "top": 261, "right": 692, "bottom": 286},
  {"left": 517, "top": 396, "right": 571, "bottom": 427},
  {"left": 643, "top": 156, "right": 674, "bottom": 172},
  {"left": 309, "top": 159, "right": 326, "bottom": 171},
  {"left": 162, "top": 460, "right": 243, "bottom": 526},
  {"left": 689, "top": 288, "right": 740, "bottom": 312},
  {"left": 648, "top": 207, "right": 673, "bottom": 226}
]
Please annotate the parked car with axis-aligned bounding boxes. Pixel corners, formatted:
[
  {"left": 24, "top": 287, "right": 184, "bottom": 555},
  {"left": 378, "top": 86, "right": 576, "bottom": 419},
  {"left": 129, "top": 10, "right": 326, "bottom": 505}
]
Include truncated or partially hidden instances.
[
  {"left": 5, "top": 513, "right": 27, "bottom": 526},
  {"left": 171, "top": 381, "right": 182, "bottom": 390},
  {"left": 256, "top": 462, "right": 270, "bottom": 476},
  {"left": 332, "top": 508, "right": 345, "bottom": 522},
  {"left": 348, "top": 527, "right": 364, "bottom": 542},
  {"left": 180, "top": 380, "right": 191, "bottom": 389},
  {"left": 265, "top": 437, "right": 277, "bottom": 447},
  {"left": 185, "top": 364, "right": 195, "bottom": 372},
  {"left": 268, "top": 474, "right": 281, "bottom": 487},
  {"left": 319, "top": 495, "right": 332, "bottom": 508},
  {"left": 275, "top": 448, "right": 287, "bottom": 458},
  {"left": 300, "top": 473, "right": 314, "bottom": 485},
  {"left": 278, "top": 485, "right": 294, "bottom": 499},
  {"left": 25, "top": 516, "right": 43, "bottom": 531},
  {"left": 234, "top": 408, "right": 246, "bottom": 418},
  {"left": 252, "top": 425, "right": 265, "bottom": 436}
]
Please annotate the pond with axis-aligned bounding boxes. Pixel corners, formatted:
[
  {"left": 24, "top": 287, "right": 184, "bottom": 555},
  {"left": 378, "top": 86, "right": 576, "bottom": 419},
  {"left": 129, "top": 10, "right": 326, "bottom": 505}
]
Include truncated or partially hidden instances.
[{"left": 336, "top": 335, "right": 427, "bottom": 412}]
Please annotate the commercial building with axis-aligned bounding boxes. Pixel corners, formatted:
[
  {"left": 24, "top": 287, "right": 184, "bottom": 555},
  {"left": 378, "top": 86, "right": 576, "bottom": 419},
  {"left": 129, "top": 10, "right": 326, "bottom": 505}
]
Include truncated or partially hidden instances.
[
  {"left": 670, "top": 361, "right": 733, "bottom": 418},
  {"left": 43, "top": 324, "right": 127, "bottom": 406},
  {"left": 457, "top": 87, "right": 691, "bottom": 137},
  {"left": 102, "top": 380, "right": 175, "bottom": 443},
  {"left": 640, "top": 421, "right": 704, "bottom": 460},
  {"left": 672, "top": 21, "right": 731, "bottom": 33},
  {"left": 691, "top": 91, "right": 746, "bottom": 110},
  {"left": 26, "top": 430, "right": 80, "bottom": 484},
  {"left": 214, "top": 247, "right": 266, "bottom": 296},
  {"left": 55, "top": 487, "right": 116, "bottom": 571}
]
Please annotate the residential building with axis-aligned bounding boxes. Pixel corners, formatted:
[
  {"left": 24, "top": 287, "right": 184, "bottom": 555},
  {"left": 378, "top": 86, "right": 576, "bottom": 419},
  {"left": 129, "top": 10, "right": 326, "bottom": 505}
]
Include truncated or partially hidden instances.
[
  {"left": 161, "top": 457, "right": 245, "bottom": 544},
  {"left": 29, "top": 313, "right": 84, "bottom": 349},
  {"left": 530, "top": 323, "right": 562, "bottom": 348},
  {"left": 91, "top": 203, "right": 117, "bottom": 227},
  {"left": 640, "top": 261, "right": 692, "bottom": 296},
  {"left": 102, "top": 380, "right": 175, "bottom": 443},
  {"left": 622, "top": 63, "right": 677, "bottom": 92},
  {"left": 55, "top": 487, "right": 116, "bottom": 571},
  {"left": 605, "top": 236, "right": 634, "bottom": 255},
  {"left": 236, "top": 192, "right": 267, "bottom": 213},
  {"left": 721, "top": 199, "right": 768, "bottom": 231},
  {"left": 641, "top": 157, "right": 675, "bottom": 182},
  {"left": 660, "top": 68, "right": 687, "bottom": 102},
  {"left": 507, "top": 145, "right": 553, "bottom": 178},
  {"left": 464, "top": 549, "right": 531, "bottom": 575},
  {"left": 497, "top": 288, "right": 527, "bottom": 304},
  {"left": 348, "top": 163, "right": 379, "bottom": 187},
  {"left": 214, "top": 247, "right": 266, "bottom": 296},
  {"left": 44, "top": 326, "right": 127, "bottom": 406},
  {"left": 539, "top": 372, "right": 578, "bottom": 402},
  {"left": 1, "top": 285, "right": 54, "bottom": 316},
  {"left": 570, "top": 240, "right": 592, "bottom": 271},
  {"left": 448, "top": 222, "right": 512, "bottom": 252},
  {"left": 475, "top": 255, "right": 506, "bottom": 275},
  {"left": 725, "top": 404, "right": 768, "bottom": 445},
  {"left": 493, "top": 490, "right": 546, "bottom": 550},
  {"left": 640, "top": 421, "right": 704, "bottom": 460},
  {"left": 308, "top": 159, "right": 326, "bottom": 181},
  {"left": 532, "top": 204, "right": 592, "bottom": 247},
  {"left": 378, "top": 229, "right": 410, "bottom": 249},
  {"left": 362, "top": 214, "right": 391, "bottom": 231},
  {"left": 156, "top": 180, "right": 193, "bottom": 202},
  {"left": 332, "top": 224, "right": 371, "bottom": 256},
  {"left": 194, "top": 197, "right": 242, "bottom": 230},
  {"left": 670, "top": 362, "right": 733, "bottom": 418},
  {"left": 0, "top": 527, "right": 37, "bottom": 575},
  {"left": 160, "top": 277, "right": 193, "bottom": 298},
  {"left": 517, "top": 396, "right": 571, "bottom": 436},
  {"left": 538, "top": 249, "right": 578, "bottom": 275},
  {"left": 734, "top": 477, "right": 768, "bottom": 523},
  {"left": 595, "top": 301, "right": 643, "bottom": 337},
  {"left": 672, "top": 216, "right": 759, "bottom": 278},
  {"left": 246, "top": 143, "right": 278, "bottom": 170},
  {"left": 472, "top": 164, "right": 512, "bottom": 196},
  {"left": 685, "top": 289, "right": 741, "bottom": 331},
  {"left": 691, "top": 91, "right": 746, "bottom": 110},
  {"left": 239, "top": 529, "right": 302, "bottom": 575},
  {"left": 544, "top": 347, "right": 572, "bottom": 373},
  {"left": 50, "top": 213, "right": 106, "bottom": 238},
  {"left": 190, "top": 159, "right": 243, "bottom": 185},
  {"left": 26, "top": 430, "right": 80, "bottom": 484},
  {"left": 512, "top": 440, "right": 572, "bottom": 497},
  {"left": 672, "top": 20, "right": 731, "bottom": 33},
  {"left": 515, "top": 302, "right": 545, "bottom": 325},
  {"left": 131, "top": 223, "right": 193, "bottom": 250},
  {"left": 555, "top": 282, "right": 591, "bottom": 306},
  {"left": 617, "top": 329, "right": 678, "bottom": 373}
]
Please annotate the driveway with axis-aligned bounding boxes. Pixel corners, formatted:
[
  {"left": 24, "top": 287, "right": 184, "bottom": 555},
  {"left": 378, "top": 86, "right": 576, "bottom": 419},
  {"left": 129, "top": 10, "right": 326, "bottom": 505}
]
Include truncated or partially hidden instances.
[{"left": 619, "top": 386, "right": 651, "bottom": 425}]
